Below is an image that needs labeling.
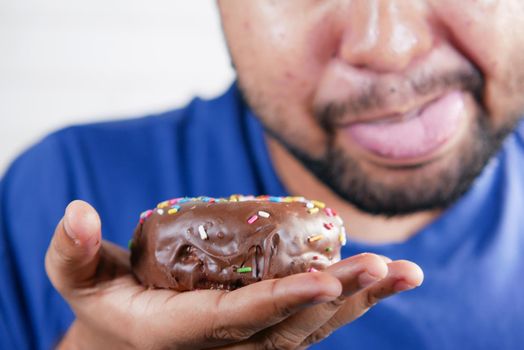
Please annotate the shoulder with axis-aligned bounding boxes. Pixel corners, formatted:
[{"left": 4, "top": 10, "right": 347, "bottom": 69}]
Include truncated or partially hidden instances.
[
  {"left": 0, "top": 84, "right": 245, "bottom": 348},
  {"left": 1, "top": 81, "right": 242, "bottom": 215},
  {"left": 48, "top": 85, "right": 241, "bottom": 153},
  {"left": 3, "top": 82, "right": 242, "bottom": 182}
]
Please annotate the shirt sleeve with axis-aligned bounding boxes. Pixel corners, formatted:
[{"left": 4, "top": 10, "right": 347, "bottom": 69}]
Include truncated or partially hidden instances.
[{"left": 0, "top": 132, "right": 76, "bottom": 350}]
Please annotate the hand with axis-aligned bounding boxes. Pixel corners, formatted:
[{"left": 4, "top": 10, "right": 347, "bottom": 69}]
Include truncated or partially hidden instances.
[{"left": 45, "top": 200, "right": 423, "bottom": 350}]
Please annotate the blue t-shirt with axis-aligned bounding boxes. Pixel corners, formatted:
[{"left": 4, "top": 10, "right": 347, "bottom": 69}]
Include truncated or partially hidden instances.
[{"left": 1, "top": 83, "right": 523, "bottom": 349}]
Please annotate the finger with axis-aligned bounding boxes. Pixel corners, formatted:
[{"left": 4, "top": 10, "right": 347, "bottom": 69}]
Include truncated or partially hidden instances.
[
  {"left": 99, "top": 240, "right": 131, "bottom": 269},
  {"left": 162, "top": 271, "right": 342, "bottom": 347},
  {"left": 302, "top": 260, "right": 424, "bottom": 346},
  {"left": 224, "top": 253, "right": 389, "bottom": 350},
  {"left": 328, "top": 253, "right": 389, "bottom": 296},
  {"left": 377, "top": 254, "right": 393, "bottom": 263},
  {"left": 76, "top": 240, "right": 132, "bottom": 287},
  {"left": 45, "top": 200, "right": 102, "bottom": 296},
  {"left": 360, "top": 260, "right": 424, "bottom": 303}
]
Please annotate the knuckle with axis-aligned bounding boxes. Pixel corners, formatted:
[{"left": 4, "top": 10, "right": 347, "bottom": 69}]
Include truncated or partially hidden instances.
[
  {"left": 357, "top": 291, "right": 380, "bottom": 312},
  {"left": 54, "top": 245, "right": 75, "bottom": 265},
  {"left": 48, "top": 235, "right": 77, "bottom": 272},
  {"left": 273, "top": 301, "right": 295, "bottom": 319},
  {"left": 259, "top": 330, "right": 302, "bottom": 350},
  {"left": 208, "top": 325, "right": 252, "bottom": 342},
  {"left": 270, "top": 280, "right": 294, "bottom": 318},
  {"left": 302, "top": 312, "right": 351, "bottom": 347},
  {"left": 207, "top": 292, "right": 252, "bottom": 342},
  {"left": 324, "top": 296, "right": 346, "bottom": 310},
  {"left": 363, "top": 290, "right": 380, "bottom": 309},
  {"left": 303, "top": 327, "right": 333, "bottom": 346}
]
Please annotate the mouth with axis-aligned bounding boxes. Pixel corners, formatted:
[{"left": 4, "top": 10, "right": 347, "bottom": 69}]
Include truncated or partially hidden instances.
[{"left": 340, "top": 90, "right": 468, "bottom": 162}]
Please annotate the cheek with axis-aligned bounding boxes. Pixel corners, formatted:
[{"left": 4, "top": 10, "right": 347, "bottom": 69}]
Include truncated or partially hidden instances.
[
  {"left": 431, "top": 0, "right": 524, "bottom": 122},
  {"left": 221, "top": 3, "right": 341, "bottom": 155},
  {"left": 223, "top": 2, "right": 338, "bottom": 105}
]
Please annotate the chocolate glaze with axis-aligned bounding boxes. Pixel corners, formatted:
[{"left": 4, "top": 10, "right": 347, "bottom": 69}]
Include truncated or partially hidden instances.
[{"left": 130, "top": 196, "right": 346, "bottom": 291}]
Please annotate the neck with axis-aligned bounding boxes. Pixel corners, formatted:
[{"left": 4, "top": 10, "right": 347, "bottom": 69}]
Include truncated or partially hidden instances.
[{"left": 266, "top": 135, "right": 441, "bottom": 245}]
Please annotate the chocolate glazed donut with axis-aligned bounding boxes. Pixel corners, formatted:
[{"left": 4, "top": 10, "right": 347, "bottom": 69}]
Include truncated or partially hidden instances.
[{"left": 130, "top": 195, "right": 348, "bottom": 292}]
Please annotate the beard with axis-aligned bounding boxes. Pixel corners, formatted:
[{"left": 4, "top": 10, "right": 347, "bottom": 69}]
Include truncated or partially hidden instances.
[
  {"left": 278, "top": 111, "right": 514, "bottom": 216},
  {"left": 239, "top": 68, "right": 521, "bottom": 217}
]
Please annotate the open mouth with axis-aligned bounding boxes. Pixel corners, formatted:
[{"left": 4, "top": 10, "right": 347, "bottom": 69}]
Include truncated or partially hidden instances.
[{"left": 341, "top": 90, "right": 467, "bottom": 161}]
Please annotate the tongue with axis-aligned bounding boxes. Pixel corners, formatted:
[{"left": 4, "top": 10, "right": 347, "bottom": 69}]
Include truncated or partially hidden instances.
[{"left": 344, "top": 91, "right": 465, "bottom": 159}]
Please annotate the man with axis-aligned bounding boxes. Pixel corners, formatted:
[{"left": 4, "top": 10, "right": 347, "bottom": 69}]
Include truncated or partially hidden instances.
[{"left": 1, "top": 0, "right": 523, "bottom": 348}]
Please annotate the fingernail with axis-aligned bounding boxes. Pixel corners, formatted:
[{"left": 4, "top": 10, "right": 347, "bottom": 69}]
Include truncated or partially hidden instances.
[
  {"left": 358, "top": 271, "right": 381, "bottom": 288},
  {"left": 393, "top": 280, "right": 416, "bottom": 292},
  {"left": 63, "top": 214, "right": 80, "bottom": 245}
]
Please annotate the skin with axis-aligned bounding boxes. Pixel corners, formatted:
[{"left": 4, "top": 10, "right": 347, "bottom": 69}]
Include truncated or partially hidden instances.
[
  {"left": 219, "top": 0, "right": 524, "bottom": 242},
  {"left": 47, "top": 0, "right": 524, "bottom": 348},
  {"left": 48, "top": 201, "right": 422, "bottom": 349}
]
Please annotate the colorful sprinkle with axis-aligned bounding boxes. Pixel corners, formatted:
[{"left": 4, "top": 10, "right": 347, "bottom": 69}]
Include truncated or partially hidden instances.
[
  {"left": 325, "top": 247, "right": 333, "bottom": 252},
  {"left": 308, "top": 208, "right": 320, "bottom": 215},
  {"left": 312, "top": 256, "right": 319, "bottom": 260},
  {"left": 169, "top": 198, "right": 182, "bottom": 205},
  {"left": 198, "top": 225, "right": 208, "bottom": 240},
  {"left": 324, "top": 222, "right": 334, "bottom": 230},
  {"left": 139, "top": 209, "right": 154, "bottom": 223},
  {"left": 229, "top": 194, "right": 241, "bottom": 202},
  {"left": 308, "top": 267, "right": 319, "bottom": 273},
  {"left": 339, "top": 227, "right": 347, "bottom": 246},
  {"left": 324, "top": 208, "right": 336, "bottom": 217},
  {"left": 140, "top": 209, "right": 153, "bottom": 219},
  {"left": 236, "top": 267, "right": 252, "bottom": 273},
  {"left": 138, "top": 196, "right": 338, "bottom": 228},
  {"left": 243, "top": 195, "right": 256, "bottom": 201},
  {"left": 157, "top": 200, "right": 170, "bottom": 209},
  {"left": 312, "top": 200, "right": 326, "bottom": 209},
  {"left": 247, "top": 215, "right": 259, "bottom": 224},
  {"left": 308, "top": 234, "right": 324, "bottom": 243},
  {"left": 335, "top": 216, "right": 344, "bottom": 225}
]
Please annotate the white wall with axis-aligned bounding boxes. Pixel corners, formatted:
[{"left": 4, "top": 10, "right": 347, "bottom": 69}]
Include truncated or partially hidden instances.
[{"left": 0, "top": 1, "right": 234, "bottom": 173}]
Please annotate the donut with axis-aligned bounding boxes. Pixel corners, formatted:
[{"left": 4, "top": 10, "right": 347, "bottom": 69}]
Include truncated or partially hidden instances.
[{"left": 130, "top": 195, "right": 348, "bottom": 291}]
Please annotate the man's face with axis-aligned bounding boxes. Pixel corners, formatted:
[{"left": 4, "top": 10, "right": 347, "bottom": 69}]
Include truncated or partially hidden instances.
[{"left": 219, "top": 0, "right": 524, "bottom": 215}]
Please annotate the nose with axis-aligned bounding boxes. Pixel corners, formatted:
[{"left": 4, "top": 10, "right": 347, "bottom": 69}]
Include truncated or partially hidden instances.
[{"left": 338, "top": 0, "right": 433, "bottom": 72}]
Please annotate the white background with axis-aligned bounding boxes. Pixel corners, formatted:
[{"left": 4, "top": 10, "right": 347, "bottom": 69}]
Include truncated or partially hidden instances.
[{"left": 0, "top": 1, "right": 234, "bottom": 173}]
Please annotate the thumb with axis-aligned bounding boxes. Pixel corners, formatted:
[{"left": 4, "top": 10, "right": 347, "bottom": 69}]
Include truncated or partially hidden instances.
[{"left": 45, "top": 200, "right": 102, "bottom": 296}]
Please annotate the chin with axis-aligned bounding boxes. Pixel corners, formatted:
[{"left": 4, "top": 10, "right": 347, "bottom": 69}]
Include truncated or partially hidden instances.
[{"left": 300, "top": 114, "right": 506, "bottom": 216}]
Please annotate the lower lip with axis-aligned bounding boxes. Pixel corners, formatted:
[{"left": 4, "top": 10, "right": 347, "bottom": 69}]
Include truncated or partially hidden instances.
[{"left": 344, "top": 91, "right": 466, "bottom": 160}]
